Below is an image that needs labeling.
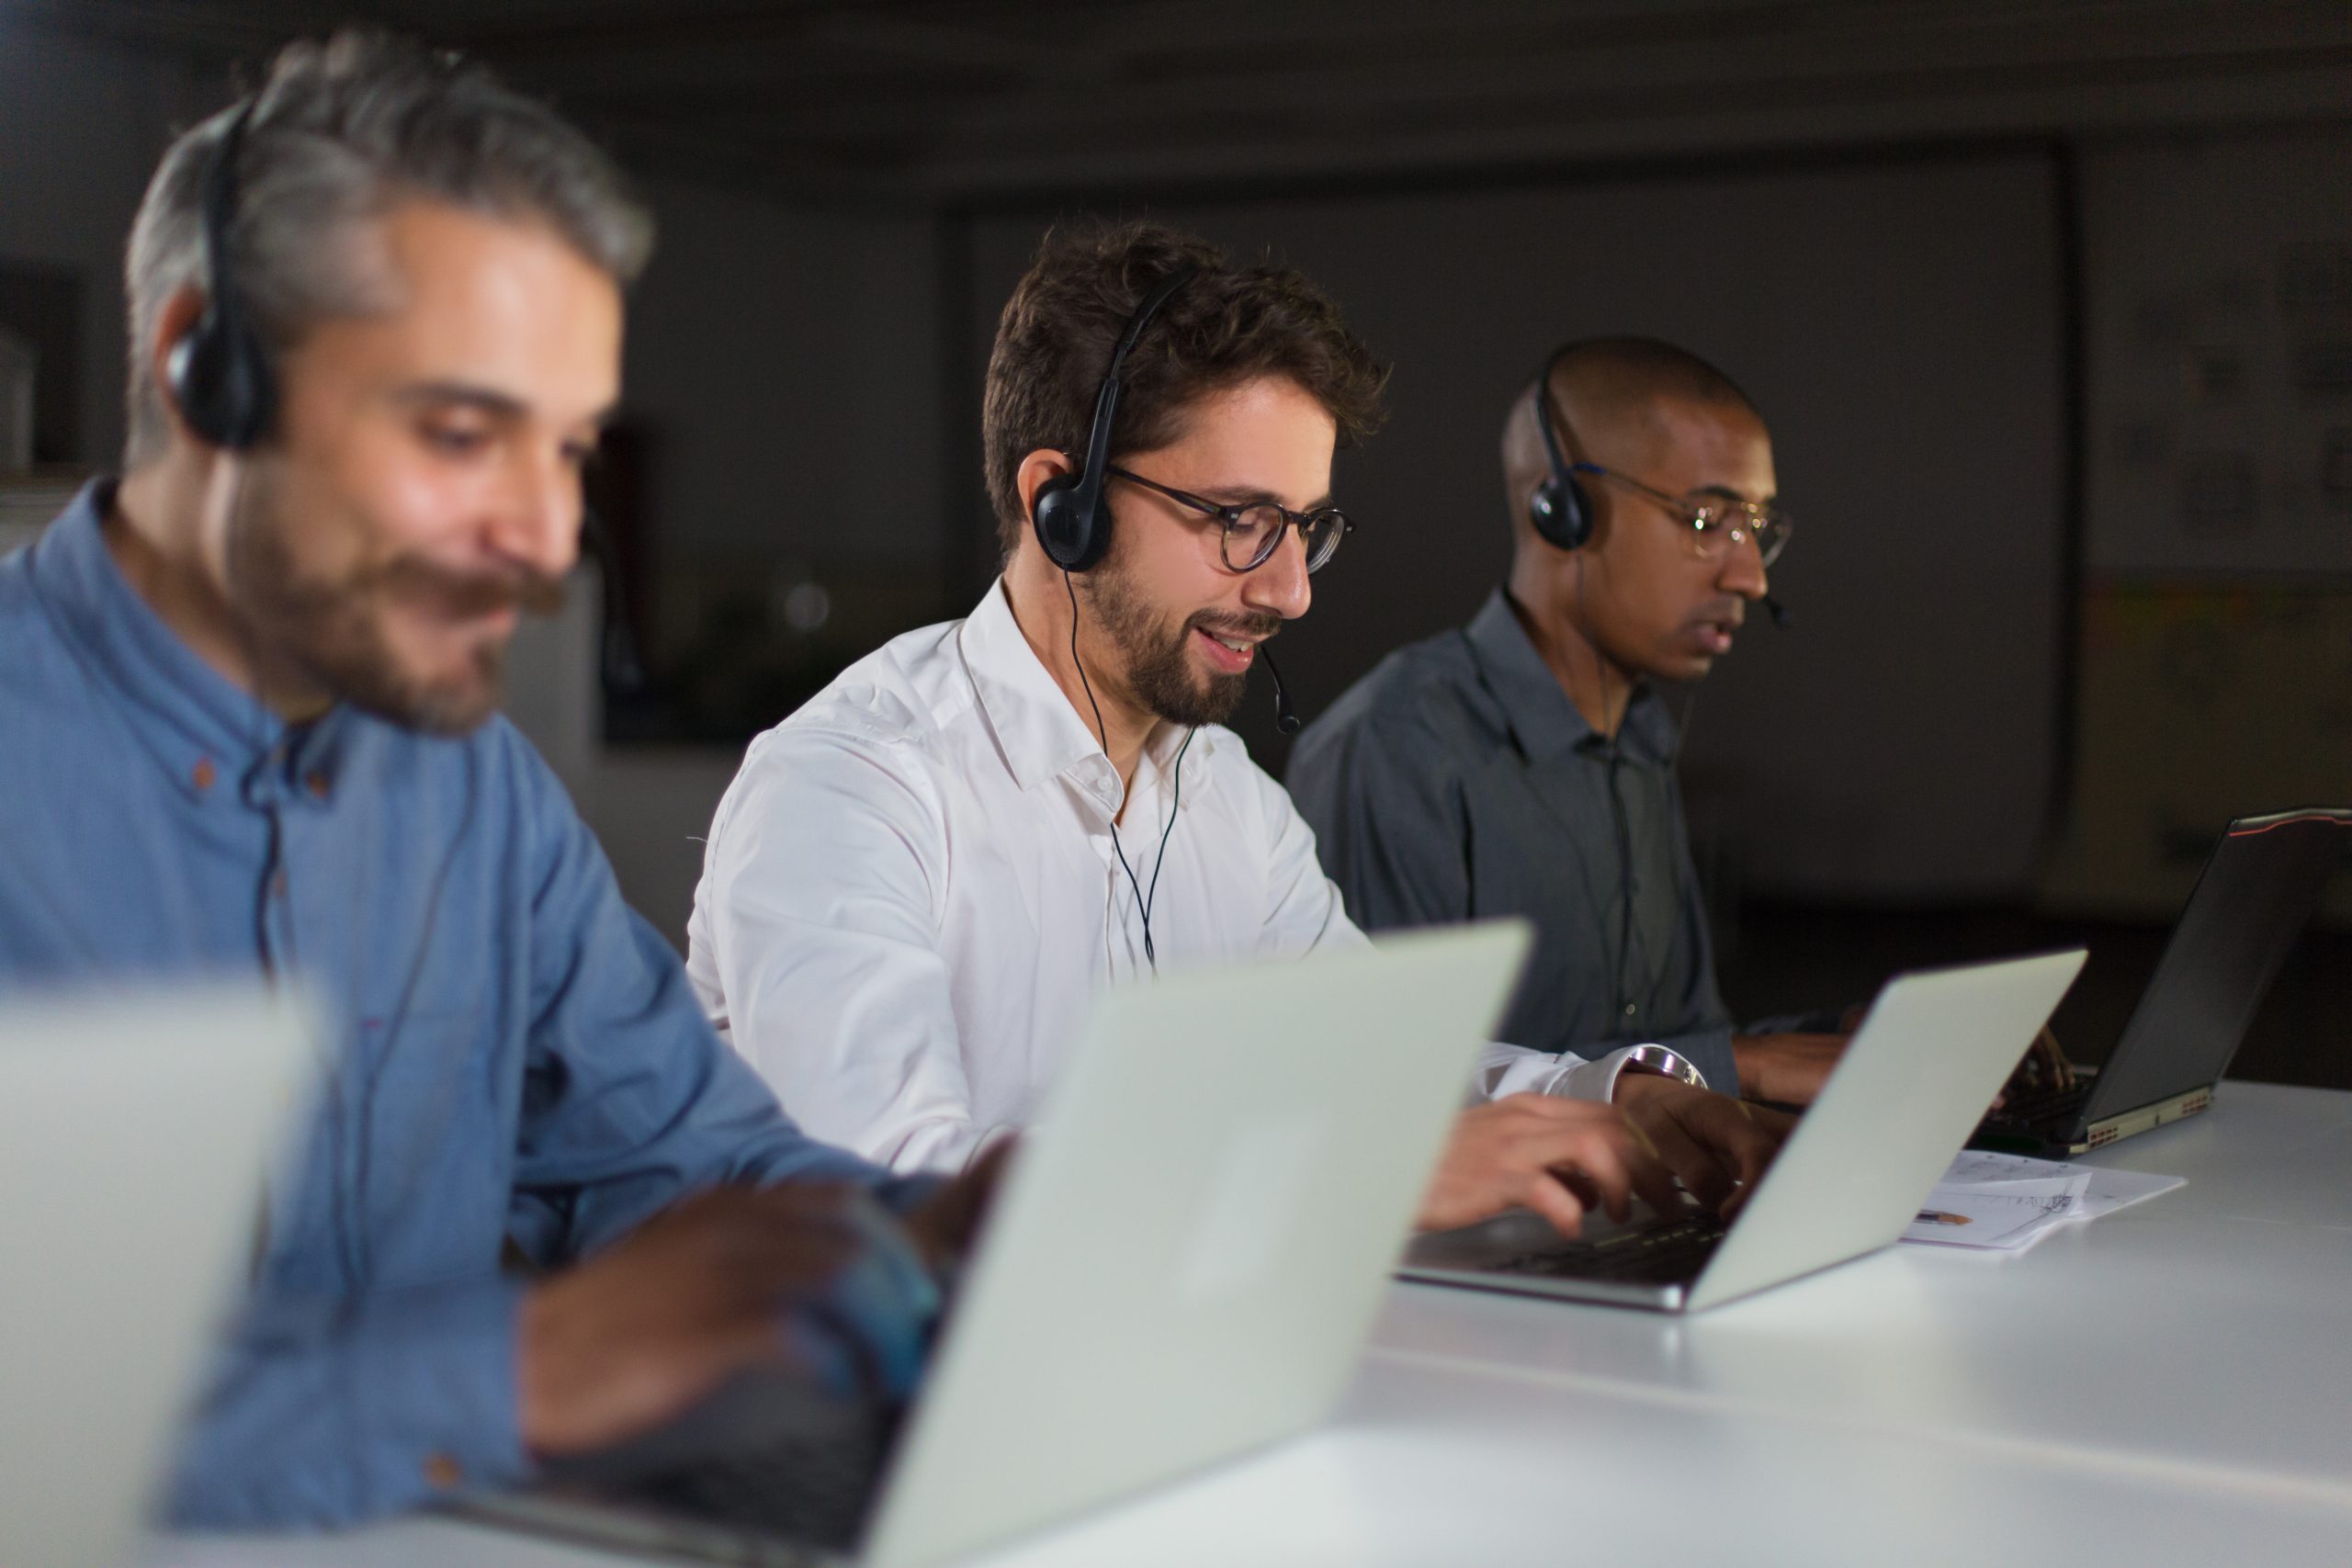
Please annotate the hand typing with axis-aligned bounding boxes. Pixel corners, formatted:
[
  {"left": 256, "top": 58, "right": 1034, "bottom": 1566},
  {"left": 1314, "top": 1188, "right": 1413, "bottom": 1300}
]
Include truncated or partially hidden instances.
[
  {"left": 1611, "top": 1074, "right": 1793, "bottom": 1220},
  {"left": 518, "top": 1180, "right": 947, "bottom": 1459},
  {"left": 1730, "top": 1032, "right": 1848, "bottom": 1106},
  {"left": 1419, "top": 1095, "right": 1682, "bottom": 1239}
]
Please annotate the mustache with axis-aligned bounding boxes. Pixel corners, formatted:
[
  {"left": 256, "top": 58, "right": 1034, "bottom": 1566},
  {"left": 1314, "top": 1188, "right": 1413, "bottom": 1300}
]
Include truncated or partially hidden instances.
[
  {"left": 1689, "top": 598, "right": 1746, "bottom": 628},
  {"left": 1186, "top": 610, "right": 1283, "bottom": 642},
  {"left": 372, "top": 555, "right": 568, "bottom": 619}
]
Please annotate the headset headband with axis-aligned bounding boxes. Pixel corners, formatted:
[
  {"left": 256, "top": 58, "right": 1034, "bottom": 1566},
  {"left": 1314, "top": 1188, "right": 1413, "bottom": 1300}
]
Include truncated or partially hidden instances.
[
  {"left": 1532, "top": 344, "right": 1575, "bottom": 479},
  {"left": 1064, "top": 265, "right": 1196, "bottom": 527},
  {"left": 200, "top": 101, "right": 256, "bottom": 350}
]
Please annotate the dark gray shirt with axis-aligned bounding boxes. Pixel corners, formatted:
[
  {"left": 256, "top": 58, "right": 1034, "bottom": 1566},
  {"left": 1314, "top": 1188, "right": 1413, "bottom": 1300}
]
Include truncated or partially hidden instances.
[{"left": 1288, "top": 589, "right": 1740, "bottom": 1090}]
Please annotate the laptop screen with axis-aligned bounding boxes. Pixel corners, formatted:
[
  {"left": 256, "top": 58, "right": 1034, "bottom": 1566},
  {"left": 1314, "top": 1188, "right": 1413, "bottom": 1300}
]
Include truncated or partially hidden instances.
[{"left": 2083, "top": 809, "right": 2349, "bottom": 1124}]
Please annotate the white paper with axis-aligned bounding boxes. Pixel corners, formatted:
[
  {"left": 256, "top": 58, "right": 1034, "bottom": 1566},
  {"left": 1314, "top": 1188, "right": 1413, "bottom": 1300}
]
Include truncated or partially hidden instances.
[
  {"left": 1939, "top": 1149, "right": 2089, "bottom": 1186},
  {"left": 2071, "top": 1164, "right": 2187, "bottom": 1219},
  {"left": 1901, "top": 1151, "right": 2184, "bottom": 1254},
  {"left": 1905, "top": 1189, "right": 2085, "bottom": 1252}
]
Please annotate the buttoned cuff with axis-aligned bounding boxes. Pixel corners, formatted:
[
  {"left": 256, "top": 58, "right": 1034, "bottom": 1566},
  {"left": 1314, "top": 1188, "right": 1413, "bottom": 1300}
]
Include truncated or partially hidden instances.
[{"left": 350, "top": 1275, "right": 537, "bottom": 1506}]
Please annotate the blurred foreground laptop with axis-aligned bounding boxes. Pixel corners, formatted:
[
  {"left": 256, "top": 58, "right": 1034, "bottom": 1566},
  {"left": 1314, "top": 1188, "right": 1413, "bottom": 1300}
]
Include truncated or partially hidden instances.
[
  {"left": 0, "top": 987, "right": 311, "bottom": 1568},
  {"left": 1974, "top": 807, "right": 2348, "bottom": 1156},
  {"left": 1402, "top": 949, "right": 2086, "bottom": 1313},
  {"left": 464, "top": 921, "right": 1532, "bottom": 1568}
]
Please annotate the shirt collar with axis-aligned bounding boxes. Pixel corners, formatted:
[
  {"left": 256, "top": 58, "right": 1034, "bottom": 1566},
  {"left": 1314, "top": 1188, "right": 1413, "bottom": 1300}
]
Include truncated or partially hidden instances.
[
  {"left": 1463, "top": 587, "right": 1677, "bottom": 766},
  {"left": 28, "top": 478, "right": 350, "bottom": 807},
  {"left": 958, "top": 578, "right": 1217, "bottom": 806}
]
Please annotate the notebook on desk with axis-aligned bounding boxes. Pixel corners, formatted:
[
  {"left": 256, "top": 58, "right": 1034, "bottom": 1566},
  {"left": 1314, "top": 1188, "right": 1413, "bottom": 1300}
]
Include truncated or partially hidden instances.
[
  {"left": 462, "top": 921, "right": 1532, "bottom": 1568},
  {"left": 1400, "top": 949, "right": 2086, "bottom": 1314},
  {"left": 1973, "top": 807, "right": 2348, "bottom": 1157}
]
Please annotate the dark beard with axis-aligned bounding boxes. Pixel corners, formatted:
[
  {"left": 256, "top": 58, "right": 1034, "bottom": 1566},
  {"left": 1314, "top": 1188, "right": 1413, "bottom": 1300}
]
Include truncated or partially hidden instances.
[
  {"left": 228, "top": 483, "right": 565, "bottom": 736},
  {"left": 1080, "top": 552, "right": 1276, "bottom": 729}
]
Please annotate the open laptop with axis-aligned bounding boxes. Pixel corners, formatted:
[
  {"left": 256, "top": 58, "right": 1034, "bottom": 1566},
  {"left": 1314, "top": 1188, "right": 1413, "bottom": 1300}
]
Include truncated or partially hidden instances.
[
  {"left": 0, "top": 987, "right": 312, "bottom": 1568},
  {"left": 463, "top": 921, "right": 1532, "bottom": 1568},
  {"left": 1400, "top": 949, "right": 2086, "bottom": 1313},
  {"left": 1974, "top": 807, "right": 2349, "bottom": 1156}
]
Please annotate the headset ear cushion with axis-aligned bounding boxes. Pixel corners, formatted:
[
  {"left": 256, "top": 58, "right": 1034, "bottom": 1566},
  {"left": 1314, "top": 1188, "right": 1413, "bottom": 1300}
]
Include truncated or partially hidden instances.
[
  {"left": 1031, "top": 472, "right": 1106, "bottom": 572},
  {"left": 168, "top": 313, "right": 273, "bottom": 451},
  {"left": 1529, "top": 476, "right": 1562, "bottom": 537},
  {"left": 1530, "top": 469, "right": 1593, "bottom": 552}
]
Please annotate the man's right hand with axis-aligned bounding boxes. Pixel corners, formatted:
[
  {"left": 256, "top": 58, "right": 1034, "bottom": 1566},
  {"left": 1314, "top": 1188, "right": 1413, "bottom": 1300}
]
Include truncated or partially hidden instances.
[
  {"left": 1419, "top": 1095, "right": 1681, "bottom": 1239},
  {"left": 1612, "top": 1074, "right": 1793, "bottom": 1220},
  {"left": 517, "top": 1182, "right": 936, "bottom": 1460}
]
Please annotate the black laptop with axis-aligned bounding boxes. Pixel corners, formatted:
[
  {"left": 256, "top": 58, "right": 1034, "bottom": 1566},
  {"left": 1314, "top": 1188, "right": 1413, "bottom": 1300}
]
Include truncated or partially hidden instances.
[{"left": 1973, "top": 807, "right": 2348, "bottom": 1156}]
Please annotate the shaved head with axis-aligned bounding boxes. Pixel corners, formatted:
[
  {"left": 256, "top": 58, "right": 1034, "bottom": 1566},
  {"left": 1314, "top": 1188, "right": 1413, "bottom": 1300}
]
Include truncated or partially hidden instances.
[
  {"left": 1500, "top": 336, "right": 1762, "bottom": 537},
  {"left": 1496, "top": 334, "right": 1779, "bottom": 723}
]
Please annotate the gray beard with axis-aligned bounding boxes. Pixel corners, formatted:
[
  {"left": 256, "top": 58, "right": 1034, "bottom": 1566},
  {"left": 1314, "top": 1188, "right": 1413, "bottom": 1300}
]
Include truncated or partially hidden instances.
[{"left": 225, "top": 477, "right": 560, "bottom": 736}]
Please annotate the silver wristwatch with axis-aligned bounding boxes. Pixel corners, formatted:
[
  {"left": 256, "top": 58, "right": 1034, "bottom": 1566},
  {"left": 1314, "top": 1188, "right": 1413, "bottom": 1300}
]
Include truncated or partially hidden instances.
[{"left": 1622, "top": 1042, "right": 1709, "bottom": 1092}]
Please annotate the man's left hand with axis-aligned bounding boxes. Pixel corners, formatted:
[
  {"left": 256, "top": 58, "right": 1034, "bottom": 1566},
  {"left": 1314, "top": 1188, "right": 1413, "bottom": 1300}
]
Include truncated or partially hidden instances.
[
  {"left": 1611, "top": 1074, "right": 1795, "bottom": 1219},
  {"left": 1730, "top": 1032, "right": 1849, "bottom": 1106},
  {"left": 901, "top": 1139, "right": 1016, "bottom": 1275}
]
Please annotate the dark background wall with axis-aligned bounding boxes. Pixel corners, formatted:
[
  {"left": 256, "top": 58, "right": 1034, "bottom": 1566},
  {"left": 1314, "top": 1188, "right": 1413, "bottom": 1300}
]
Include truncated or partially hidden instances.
[{"left": 4, "top": 1, "right": 2344, "bottom": 1084}]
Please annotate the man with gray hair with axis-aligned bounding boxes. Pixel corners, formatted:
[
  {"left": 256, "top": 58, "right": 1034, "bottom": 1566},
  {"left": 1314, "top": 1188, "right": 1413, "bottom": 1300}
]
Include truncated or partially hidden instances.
[{"left": 0, "top": 33, "right": 990, "bottom": 1529}]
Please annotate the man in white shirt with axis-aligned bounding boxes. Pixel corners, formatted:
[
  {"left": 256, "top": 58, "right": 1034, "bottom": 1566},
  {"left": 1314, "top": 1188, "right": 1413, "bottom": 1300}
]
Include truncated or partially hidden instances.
[{"left": 687, "top": 222, "right": 1784, "bottom": 1238}]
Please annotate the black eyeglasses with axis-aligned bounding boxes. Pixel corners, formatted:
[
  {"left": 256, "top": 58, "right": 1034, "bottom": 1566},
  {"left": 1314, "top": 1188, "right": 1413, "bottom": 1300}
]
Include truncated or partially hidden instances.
[
  {"left": 1570, "top": 462, "right": 1792, "bottom": 568},
  {"left": 1107, "top": 466, "right": 1355, "bottom": 574}
]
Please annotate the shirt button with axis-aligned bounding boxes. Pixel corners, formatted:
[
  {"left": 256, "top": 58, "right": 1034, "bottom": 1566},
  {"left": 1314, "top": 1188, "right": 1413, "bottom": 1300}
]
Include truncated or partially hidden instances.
[
  {"left": 305, "top": 771, "right": 329, "bottom": 799},
  {"left": 191, "top": 758, "right": 217, "bottom": 792},
  {"left": 1623, "top": 1003, "right": 1638, "bottom": 1018},
  {"left": 271, "top": 871, "right": 288, "bottom": 900},
  {"left": 422, "top": 1451, "right": 463, "bottom": 1490}
]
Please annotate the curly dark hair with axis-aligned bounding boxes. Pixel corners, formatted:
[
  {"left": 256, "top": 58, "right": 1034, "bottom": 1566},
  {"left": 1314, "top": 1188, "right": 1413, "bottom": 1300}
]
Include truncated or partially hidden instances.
[{"left": 981, "top": 220, "right": 1389, "bottom": 563}]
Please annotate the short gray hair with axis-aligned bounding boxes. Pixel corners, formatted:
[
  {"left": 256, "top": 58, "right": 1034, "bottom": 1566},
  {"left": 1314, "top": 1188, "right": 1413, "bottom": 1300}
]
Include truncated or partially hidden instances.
[{"left": 123, "top": 30, "right": 654, "bottom": 465}]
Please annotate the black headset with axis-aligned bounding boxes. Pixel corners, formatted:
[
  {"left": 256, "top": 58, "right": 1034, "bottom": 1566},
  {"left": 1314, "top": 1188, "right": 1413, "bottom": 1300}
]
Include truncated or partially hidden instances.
[
  {"left": 1029, "top": 265, "right": 1197, "bottom": 572},
  {"left": 167, "top": 96, "right": 275, "bottom": 452},
  {"left": 1530, "top": 343, "right": 1794, "bottom": 626},
  {"left": 1526, "top": 344, "right": 1595, "bottom": 552},
  {"left": 165, "top": 94, "right": 649, "bottom": 682}
]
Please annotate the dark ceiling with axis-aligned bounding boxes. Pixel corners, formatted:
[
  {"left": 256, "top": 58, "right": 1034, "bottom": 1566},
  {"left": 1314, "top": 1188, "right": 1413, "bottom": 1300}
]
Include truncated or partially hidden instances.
[{"left": 21, "top": 1, "right": 2352, "bottom": 207}]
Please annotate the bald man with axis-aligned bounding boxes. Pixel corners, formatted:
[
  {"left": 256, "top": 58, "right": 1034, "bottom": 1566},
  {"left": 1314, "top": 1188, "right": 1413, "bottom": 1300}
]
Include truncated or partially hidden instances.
[{"left": 1288, "top": 337, "right": 1850, "bottom": 1105}]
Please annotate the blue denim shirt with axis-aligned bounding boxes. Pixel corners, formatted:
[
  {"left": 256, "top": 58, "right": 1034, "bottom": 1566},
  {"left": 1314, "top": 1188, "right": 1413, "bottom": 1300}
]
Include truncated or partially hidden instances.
[{"left": 0, "top": 483, "right": 910, "bottom": 1528}]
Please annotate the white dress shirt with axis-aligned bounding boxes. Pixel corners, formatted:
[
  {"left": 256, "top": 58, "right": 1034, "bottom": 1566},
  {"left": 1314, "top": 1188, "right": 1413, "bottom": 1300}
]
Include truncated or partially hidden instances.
[{"left": 686, "top": 581, "right": 1632, "bottom": 1173}]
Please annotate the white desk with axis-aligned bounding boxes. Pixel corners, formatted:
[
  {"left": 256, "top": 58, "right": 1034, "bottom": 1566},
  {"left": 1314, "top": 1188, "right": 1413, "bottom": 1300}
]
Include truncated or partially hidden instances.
[{"left": 155, "top": 1084, "right": 2352, "bottom": 1567}]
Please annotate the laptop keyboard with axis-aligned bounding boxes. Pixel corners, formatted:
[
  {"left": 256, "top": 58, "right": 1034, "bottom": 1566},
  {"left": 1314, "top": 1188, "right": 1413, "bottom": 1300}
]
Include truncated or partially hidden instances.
[
  {"left": 609, "top": 1405, "right": 894, "bottom": 1551},
  {"left": 1488, "top": 1216, "right": 1728, "bottom": 1284},
  {"left": 1985, "top": 1083, "right": 2088, "bottom": 1131}
]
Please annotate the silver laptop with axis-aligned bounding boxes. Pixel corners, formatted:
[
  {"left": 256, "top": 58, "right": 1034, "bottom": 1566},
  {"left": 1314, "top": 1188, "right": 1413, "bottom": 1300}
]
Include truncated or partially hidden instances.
[
  {"left": 0, "top": 987, "right": 313, "bottom": 1568},
  {"left": 465, "top": 920, "right": 1532, "bottom": 1568},
  {"left": 1401, "top": 949, "right": 2086, "bottom": 1313}
]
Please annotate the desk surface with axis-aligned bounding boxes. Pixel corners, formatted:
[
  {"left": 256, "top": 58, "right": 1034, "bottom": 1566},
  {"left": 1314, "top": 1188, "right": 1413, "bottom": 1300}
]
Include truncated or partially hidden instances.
[{"left": 155, "top": 1083, "right": 2352, "bottom": 1568}]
